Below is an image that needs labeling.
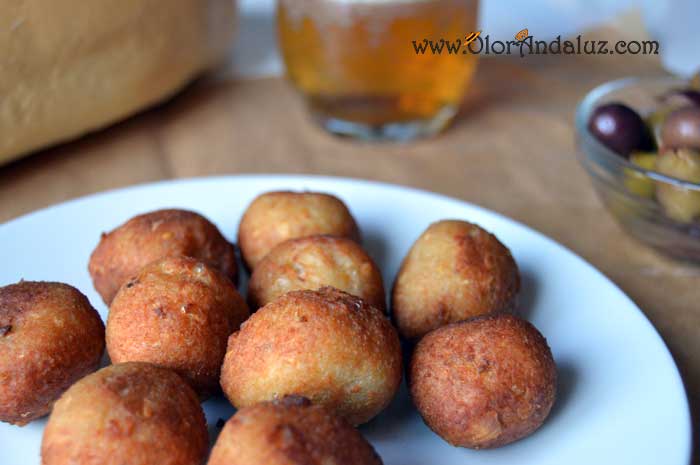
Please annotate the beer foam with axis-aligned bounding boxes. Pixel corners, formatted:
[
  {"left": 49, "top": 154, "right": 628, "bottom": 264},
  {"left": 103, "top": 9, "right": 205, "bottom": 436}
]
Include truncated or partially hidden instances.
[
  {"left": 316, "top": 0, "right": 434, "bottom": 3},
  {"left": 280, "top": 0, "right": 459, "bottom": 25},
  {"left": 279, "top": 0, "right": 473, "bottom": 45}
]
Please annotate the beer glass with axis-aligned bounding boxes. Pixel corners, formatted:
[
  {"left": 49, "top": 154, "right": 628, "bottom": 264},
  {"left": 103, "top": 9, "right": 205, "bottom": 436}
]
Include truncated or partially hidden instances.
[{"left": 277, "top": 0, "right": 479, "bottom": 141}]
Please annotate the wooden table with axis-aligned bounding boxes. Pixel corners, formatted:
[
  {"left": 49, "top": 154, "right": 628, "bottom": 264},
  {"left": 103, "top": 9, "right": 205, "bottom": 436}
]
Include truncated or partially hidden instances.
[{"left": 0, "top": 32, "right": 696, "bottom": 457}]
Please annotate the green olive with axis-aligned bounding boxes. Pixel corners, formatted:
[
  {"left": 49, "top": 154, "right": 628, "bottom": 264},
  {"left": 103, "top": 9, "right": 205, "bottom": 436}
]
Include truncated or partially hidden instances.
[
  {"left": 624, "top": 152, "right": 657, "bottom": 198},
  {"left": 647, "top": 108, "right": 672, "bottom": 148},
  {"left": 606, "top": 192, "right": 643, "bottom": 224},
  {"left": 655, "top": 149, "right": 700, "bottom": 223},
  {"left": 691, "top": 70, "right": 700, "bottom": 90}
]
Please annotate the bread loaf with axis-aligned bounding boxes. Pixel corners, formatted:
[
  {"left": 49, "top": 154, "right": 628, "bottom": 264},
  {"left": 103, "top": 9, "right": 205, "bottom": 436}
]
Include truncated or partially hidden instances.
[{"left": 0, "top": 0, "right": 236, "bottom": 164}]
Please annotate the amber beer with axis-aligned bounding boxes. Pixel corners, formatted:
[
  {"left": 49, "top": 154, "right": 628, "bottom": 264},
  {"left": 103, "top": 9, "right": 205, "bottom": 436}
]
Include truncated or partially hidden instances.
[{"left": 277, "top": 0, "right": 479, "bottom": 140}]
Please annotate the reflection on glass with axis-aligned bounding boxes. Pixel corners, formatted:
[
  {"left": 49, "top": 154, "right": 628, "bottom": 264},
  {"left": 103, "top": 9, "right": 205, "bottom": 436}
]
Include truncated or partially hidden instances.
[{"left": 278, "top": 0, "right": 479, "bottom": 140}]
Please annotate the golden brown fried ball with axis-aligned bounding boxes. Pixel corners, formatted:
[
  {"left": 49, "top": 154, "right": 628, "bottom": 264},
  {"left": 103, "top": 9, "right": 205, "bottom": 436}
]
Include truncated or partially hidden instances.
[
  {"left": 220, "top": 287, "right": 402, "bottom": 425},
  {"left": 248, "top": 235, "right": 385, "bottom": 311},
  {"left": 41, "top": 362, "right": 208, "bottom": 465},
  {"left": 106, "top": 256, "right": 249, "bottom": 398},
  {"left": 410, "top": 314, "right": 557, "bottom": 449},
  {"left": 208, "top": 396, "right": 383, "bottom": 465},
  {"left": 89, "top": 209, "right": 237, "bottom": 305},
  {"left": 238, "top": 191, "right": 361, "bottom": 269},
  {"left": 0, "top": 281, "right": 104, "bottom": 426},
  {"left": 392, "top": 220, "right": 520, "bottom": 340}
]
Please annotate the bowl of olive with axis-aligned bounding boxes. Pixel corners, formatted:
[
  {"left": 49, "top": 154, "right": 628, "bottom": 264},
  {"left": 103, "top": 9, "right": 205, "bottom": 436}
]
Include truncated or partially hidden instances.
[{"left": 576, "top": 75, "right": 700, "bottom": 263}]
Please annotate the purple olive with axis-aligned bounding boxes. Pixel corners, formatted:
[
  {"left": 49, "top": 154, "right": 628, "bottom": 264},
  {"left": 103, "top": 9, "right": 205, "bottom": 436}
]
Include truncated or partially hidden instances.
[
  {"left": 661, "top": 106, "right": 700, "bottom": 151},
  {"left": 588, "top": 102, "right": 654, "bottom": 156}
]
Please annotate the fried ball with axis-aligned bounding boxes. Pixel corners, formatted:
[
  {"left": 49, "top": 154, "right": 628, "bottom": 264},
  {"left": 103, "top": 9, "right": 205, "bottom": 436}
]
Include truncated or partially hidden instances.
[
  {"left": 89, "top": 209, "right": 237, "bottom": 305},
  {"left": 238, "top": 191, "right": 361, "bottom": 269},
  {"left": 248, "top": 235, "right": 385, "bottom": 311},
  {"left": 106, "top": 256, "right": 249, "bottom": 398},
  {"left": 208, "top": 396, "right": 383, "bottom": 465},
  {"left": 0, "top": 281, "right": 104, "bottom": 426},
  {"left": 409, "top": 314, "right": 557, "bottom": 449},
  {"left": 392, "top": 220, "right": 520, "bottom": 340},
  {"left": 41, "top": 362, "right": 208, "bottom": 465},
  {"left": 221, "top": 287, "right": 402, "bottom": 425}
]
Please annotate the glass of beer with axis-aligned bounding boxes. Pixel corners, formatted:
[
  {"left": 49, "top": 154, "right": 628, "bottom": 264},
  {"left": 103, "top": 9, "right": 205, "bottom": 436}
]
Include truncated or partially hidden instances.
[{"left": 277, "top": 0, "right": 479, "bottom": 141}]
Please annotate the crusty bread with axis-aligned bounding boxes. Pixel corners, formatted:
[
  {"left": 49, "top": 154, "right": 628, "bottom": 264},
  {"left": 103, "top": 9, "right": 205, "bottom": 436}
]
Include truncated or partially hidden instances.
[{"left": 0, "top": 0, "right": 235, "bottom": 164}]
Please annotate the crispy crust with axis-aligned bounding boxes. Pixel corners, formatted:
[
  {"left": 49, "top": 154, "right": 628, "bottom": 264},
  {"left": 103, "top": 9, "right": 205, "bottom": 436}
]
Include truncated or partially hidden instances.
[
  {"left": 41, "top": 362, "right": 208, "bottom": 465},
  {"left": 220, "top": 287, "right": 402, "bottom": 425},
  {"left": 0, "top": 281, "right": 105, "bottom": 426},
  {"left": 248, "top": 235, "right": 385, "bottom": 311},
  {"left": 88, "top": 209, "right": 237, "bottom": 305},
  {"left": 238, "top": 191, "right": 361, "bottom": 269},
  {"left": 409, "top": 314, "right": 557, "bottom": 449},
  {"left": 392, "top": 220, "right": 520, "bottom": 340},
  {"left": 208, "top": 396, "right": 383, "bottom": 465},
  {"left": 106, "top": 256, "right": 249, "bottom": 398}
]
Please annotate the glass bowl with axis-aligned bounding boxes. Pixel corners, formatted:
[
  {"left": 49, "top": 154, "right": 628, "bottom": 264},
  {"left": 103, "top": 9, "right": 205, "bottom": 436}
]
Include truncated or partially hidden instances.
[{"left": 575, "top": 77, "right": 700, "bottom": 263}]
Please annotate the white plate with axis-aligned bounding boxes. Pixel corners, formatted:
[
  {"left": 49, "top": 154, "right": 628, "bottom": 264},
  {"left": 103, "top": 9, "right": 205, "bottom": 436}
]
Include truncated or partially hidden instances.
[{"left": 0, "top": 175, "right": 691, "bottom": 465}]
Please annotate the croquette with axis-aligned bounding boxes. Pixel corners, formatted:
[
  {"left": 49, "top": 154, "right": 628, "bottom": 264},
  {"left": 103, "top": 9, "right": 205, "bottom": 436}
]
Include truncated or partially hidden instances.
[
  {"left": 238, "top": 191, "right": 361, "bottom": 269},
  {"left": 392, "top": 220, "right": 520, "bottom": 340},
  {"left": 0, "top": 281, "right": 104, "bottom": 426},
  {"left": 208, "top": 396, "right": 383, "bottom": 465},
  {"left": 220, "top": 287, "right": 402, "bottom": 425},
  {"left": 41, "top": 362, "right": 208, "bottom": 465},
  {"left": 248, "top": 235, "right": 385, "bottom": 310},
  {"left": 106, "top": 256, "right": 249, "bottom": 398},
  {"left": 409, "top": 314, "right": 557, "bottom": 449},
  {"left": 89, "top": 209, "right": 237, "bottom": 305}
]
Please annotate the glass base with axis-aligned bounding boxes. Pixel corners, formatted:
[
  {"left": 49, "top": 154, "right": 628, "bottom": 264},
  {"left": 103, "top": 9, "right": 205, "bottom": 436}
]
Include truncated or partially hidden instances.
[{"left": 311, "top": 105, "right": 458, "bottom": 142}]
